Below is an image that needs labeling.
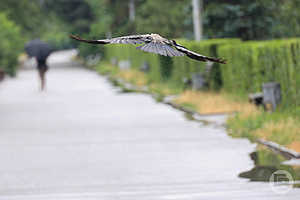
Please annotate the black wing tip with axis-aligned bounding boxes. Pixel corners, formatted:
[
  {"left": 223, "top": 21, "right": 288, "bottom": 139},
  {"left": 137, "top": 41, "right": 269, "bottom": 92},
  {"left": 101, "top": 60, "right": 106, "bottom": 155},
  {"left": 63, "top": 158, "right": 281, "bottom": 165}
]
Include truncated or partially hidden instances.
[
  {"left": 208, "top": 57, "right": 227, "bottom": 64},
  {"left": 216, "top": 58, "right": 227, "bottom": 64},
  {"left": 69, "top": 34, "right": 82, "bottom": 41},
  {"left": 69, "top": 34, "right": 108, "bottom": 44}
]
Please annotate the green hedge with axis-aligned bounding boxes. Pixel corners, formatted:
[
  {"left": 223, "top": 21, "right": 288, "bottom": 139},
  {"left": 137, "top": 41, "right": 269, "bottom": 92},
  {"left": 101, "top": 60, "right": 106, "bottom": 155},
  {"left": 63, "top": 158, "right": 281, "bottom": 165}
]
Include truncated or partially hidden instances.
[
  {"left": 218, "top": 39, "right": 300, "bottom": 108},
  {"left": 171, "top": 39, "right": 241, "bottom": 90},
  {"left": 0, "top": 12, "right": 24, "bottom": 76}
]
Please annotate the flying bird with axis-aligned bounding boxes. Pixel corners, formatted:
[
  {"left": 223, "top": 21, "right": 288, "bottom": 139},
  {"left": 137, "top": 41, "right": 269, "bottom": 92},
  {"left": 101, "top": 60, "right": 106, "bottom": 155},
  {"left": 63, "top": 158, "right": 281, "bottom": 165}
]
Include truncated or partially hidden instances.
[{"left": 70, "top": 34, "right": 226, "bottom": 64}]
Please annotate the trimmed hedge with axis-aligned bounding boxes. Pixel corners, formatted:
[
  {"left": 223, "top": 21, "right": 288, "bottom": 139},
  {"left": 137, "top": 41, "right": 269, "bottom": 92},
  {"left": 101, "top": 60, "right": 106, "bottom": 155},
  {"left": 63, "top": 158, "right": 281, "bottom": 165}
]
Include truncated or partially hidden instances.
[
  {"left": 171, "top": 39, "right": 241, "bottom": 90},
  {"left": 218, "top": 39, "right": 300, "bottom": 108},
  {"left": 0, "top": 13, "right": 23, "bottom": 76}
]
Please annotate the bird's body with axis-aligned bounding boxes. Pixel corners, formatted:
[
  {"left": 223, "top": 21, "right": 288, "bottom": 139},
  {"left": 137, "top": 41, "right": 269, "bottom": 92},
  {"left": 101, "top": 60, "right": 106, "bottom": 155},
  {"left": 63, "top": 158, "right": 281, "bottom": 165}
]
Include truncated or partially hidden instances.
[
  {"left": 70, "top": 33, "right": 226, "bottom": 64},
  {"left": 150, "top": 33, "right": 167, "bottom": 43}
]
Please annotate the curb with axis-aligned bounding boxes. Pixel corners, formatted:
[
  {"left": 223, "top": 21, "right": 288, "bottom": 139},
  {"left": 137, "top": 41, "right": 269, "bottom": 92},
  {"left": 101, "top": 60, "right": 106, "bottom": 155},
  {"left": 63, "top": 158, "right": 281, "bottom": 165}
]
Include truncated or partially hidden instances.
[{"left": 257, "top": 139, "right": 300, "bottom": 159}]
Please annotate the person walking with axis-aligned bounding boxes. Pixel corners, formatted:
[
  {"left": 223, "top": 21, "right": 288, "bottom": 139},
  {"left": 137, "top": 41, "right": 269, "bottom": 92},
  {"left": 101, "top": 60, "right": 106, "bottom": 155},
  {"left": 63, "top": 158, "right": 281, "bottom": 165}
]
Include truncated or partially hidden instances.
[{"left": 25, "top": 39, "right": 53, "bottom": 91}]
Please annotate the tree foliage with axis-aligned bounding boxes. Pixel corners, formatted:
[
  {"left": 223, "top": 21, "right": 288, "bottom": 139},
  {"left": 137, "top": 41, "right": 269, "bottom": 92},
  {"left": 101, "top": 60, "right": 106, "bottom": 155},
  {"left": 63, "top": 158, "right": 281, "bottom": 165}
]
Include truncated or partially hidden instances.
[
  {"left": 0, "top": 13, "right": 23, "bottom": 76},
  {"left": 0, "top": 0, "right": 43, "bottom": 36},
  {"left": 203, "top": 0, "right": 280, "bottom": 40},
  {"left": 136, "top": 0, "right": 191, "bottom": 38},
  {"left": 203, "top": 0, "right": 300, "bottom": 40},
  {"left": 43, "top": 0, "right": 93, "bottom": 34}
]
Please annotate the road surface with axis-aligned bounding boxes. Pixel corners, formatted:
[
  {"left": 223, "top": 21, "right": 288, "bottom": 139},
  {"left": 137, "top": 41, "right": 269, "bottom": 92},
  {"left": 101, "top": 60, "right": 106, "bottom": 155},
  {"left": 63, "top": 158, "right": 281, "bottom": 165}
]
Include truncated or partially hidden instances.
[{"left": 0, "top": 50, "right": 299, "bottom": 200}]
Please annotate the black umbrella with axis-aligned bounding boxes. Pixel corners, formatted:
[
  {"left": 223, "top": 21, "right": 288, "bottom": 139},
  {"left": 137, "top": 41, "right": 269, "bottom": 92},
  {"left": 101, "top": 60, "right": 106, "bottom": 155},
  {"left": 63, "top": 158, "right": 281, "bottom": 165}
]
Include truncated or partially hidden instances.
[{"left": 25, "top": 39, "right": 53, "bottom": 61}]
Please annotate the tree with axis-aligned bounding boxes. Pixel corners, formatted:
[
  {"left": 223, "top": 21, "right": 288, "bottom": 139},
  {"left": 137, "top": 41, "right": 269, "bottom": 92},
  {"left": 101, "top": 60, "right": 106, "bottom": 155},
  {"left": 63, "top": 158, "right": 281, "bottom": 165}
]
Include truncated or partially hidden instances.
[
  {"left": 0, "top": 0, "right": 43, "bottom": 36},
  {"left": 43, "top": 0, "right": 93, "bottom": 34},
  {"left": 202, "top": 0, "right": 283, "bottom": 40},
  {"left": 0, "top": 13, "right": 23, "bottom": 76},
  {"left": 136, "top": 0, "right": 191, "bottom": 38},
  {"left": 129, "top": 0, "right": 135, "bottom": 22},
  {"left": 271, "top": 0, "right": 300, "bottom": 38}
]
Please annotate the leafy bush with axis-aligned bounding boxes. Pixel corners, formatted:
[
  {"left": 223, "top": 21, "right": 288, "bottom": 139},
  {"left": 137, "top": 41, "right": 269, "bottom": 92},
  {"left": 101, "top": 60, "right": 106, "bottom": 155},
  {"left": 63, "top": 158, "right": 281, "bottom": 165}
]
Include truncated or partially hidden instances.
[{"left": 0, "top": 12, "right": 23, "bottom": 76}]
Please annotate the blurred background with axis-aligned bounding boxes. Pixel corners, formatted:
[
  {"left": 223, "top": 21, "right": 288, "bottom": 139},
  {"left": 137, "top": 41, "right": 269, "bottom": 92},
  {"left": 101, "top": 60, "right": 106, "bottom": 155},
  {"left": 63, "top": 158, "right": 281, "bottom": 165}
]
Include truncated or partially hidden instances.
[{"left": 1, "top": 0, "right": 300, "bottom": 76}]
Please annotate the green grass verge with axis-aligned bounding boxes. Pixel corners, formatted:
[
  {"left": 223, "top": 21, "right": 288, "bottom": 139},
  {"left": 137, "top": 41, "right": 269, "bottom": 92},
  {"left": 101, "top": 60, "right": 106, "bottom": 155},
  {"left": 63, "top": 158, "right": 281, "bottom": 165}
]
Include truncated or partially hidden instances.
[{"left": 228, "top": 108, "right": 300, "bottom": 149}]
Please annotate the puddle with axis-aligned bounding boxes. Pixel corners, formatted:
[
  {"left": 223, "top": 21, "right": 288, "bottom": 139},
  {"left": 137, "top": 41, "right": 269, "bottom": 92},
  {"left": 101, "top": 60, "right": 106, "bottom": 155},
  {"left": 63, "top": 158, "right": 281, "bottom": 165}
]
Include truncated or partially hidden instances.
[{"left": 239, "top": 148, "right": 300, "bottom": 188}]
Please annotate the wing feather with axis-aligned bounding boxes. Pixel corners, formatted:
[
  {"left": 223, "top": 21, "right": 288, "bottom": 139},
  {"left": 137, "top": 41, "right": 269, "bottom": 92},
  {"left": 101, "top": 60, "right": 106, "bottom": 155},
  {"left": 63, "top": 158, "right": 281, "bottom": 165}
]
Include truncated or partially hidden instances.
[
  {"left": 157, "top": 44, "right": 164, "bottom": 55},
  {"left": 69, "top": 34, "right": 109, "bottom": 44},
  {"left": 70, "top": 34, "right": 148, "bottom": 45},
  {"left": 145, "top": 43, "right": 152, "bottom": 52},
  {"left": 165, "top": 45, "right": 173, "bottom": 57},
  {"left": 161, "top": 44, "right": 169, "bottom": 56},
  {"left": 161, "top": 45, "right": 168, "bottom": 56},
  {"left": 136, "top": 42, "right": 183, "bottom": 57},
  {"left": 153, "top": 43, "right": 159, "bottom": 55},
  {"left": 174, "top": 43, "right": 226, "bottom": 64},
  {"left": 149, "top": 43, "right": 156, "bottom": 53}
]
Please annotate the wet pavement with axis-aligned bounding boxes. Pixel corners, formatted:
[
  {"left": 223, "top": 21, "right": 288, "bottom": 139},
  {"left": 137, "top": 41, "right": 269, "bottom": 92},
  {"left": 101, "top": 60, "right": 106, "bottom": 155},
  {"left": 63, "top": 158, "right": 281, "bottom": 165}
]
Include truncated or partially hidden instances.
[{"left": 0, "top": 50, "right": 299, "bottom": 200}]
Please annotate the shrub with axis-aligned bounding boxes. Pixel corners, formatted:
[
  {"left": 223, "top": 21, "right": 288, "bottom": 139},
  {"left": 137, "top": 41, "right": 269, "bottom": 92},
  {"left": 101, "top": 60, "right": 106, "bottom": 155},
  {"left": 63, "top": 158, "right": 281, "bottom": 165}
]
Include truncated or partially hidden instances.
[{"left": 0, "top": 12, "right": 23, "bottom": 76}]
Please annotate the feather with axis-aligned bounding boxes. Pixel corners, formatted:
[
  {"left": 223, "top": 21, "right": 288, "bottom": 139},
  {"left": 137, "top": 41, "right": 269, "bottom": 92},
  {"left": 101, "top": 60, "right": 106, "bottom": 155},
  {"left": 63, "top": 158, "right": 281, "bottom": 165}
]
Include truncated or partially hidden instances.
[
  {"left": 157, "top": 43, "right": 164, "bottom": 55},
  {"left": 174, "top": 44, "right": 226, "bottom": 63},
  {"left": 155, "top": 43, "right": 162, "bottom": 55},
  {"left": 159, "top": 44, "right": 168, "bottom": 56},
  {"left": 148, "top": 43, "right": 156, "bottom": 53},
  {"left": 144, "top": 43, "right": 152, "bottom": 52},
  {"left": 166, "top": 45, "right": 176, "bottom": 57},
  {"left": 160, "top": 45, "right": 168, "bottom": 56}
]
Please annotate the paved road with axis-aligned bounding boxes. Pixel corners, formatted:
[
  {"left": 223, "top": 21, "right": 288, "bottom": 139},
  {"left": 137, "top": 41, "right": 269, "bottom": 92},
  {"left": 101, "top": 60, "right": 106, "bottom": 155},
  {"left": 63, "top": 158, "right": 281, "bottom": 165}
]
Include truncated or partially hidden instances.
[{"left": 0, "top": 50, "right": 299, "bottom": 200}]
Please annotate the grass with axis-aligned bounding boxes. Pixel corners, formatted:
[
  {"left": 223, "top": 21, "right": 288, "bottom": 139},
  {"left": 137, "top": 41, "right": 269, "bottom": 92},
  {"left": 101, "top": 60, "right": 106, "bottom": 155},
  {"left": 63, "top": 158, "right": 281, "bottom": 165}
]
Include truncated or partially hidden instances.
[
  {"left": 173, "top": 90, "right": 258, "bottom": 115},
  {"left": 228, "top": 110, "right": 300, "bottom": 152},
  {"left": 116, "top": 69, "right": 148, "bottom": 87},
  {"left": 148, "top": 82, "right": 183, "bottom": 98},
  {"left": 96, "top": 63, "right": 119, "bottom": 76}
]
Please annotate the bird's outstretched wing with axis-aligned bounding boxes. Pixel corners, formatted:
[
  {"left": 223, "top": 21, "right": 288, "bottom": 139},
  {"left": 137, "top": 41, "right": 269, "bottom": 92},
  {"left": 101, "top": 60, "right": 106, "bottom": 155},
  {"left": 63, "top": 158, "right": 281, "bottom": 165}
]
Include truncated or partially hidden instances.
[
  {"left": 173, "top": 43, "right": 226, "bottom": 64},
  {"left": 70, "top": 34, "right": 148, "bottom": 45},
  {"left": 70, "top": 34, "right": 226, "bottom": 64}
]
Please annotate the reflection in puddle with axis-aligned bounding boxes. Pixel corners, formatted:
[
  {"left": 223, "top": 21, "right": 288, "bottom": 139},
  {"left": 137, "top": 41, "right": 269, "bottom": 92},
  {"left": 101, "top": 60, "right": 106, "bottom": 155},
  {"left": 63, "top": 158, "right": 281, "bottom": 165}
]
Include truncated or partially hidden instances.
[{"left": 239, "top": 148, "right": 300, "bottom": 188}]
